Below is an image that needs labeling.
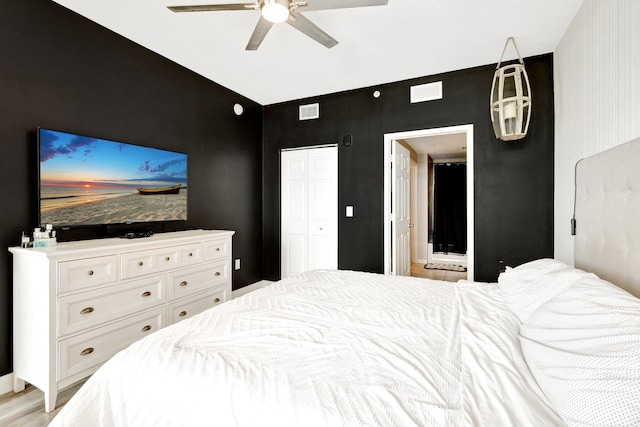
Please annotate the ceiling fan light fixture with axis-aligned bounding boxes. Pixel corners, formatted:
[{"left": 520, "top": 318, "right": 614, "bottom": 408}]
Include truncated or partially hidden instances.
[{"left": 261, "top": 0, "right": 289, "bottom": 23}]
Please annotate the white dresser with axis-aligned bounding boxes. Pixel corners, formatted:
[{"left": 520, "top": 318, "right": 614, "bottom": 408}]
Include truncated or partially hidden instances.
[{"left": 9, "top": 229, "right": 234, "bottom": 412}]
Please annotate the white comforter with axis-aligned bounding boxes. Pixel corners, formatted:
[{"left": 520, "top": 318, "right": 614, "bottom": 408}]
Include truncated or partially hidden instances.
[{"left": 50, "top": 270, "right": 563, "bottom": 426}]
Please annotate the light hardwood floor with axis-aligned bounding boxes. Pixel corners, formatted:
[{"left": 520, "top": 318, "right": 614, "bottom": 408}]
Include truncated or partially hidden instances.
[
  {"left": 411, "top": 262, "right": 467, "bottom": 282},
  {"left": 0, "top": 380, "right": 86, "bottom": 427}
]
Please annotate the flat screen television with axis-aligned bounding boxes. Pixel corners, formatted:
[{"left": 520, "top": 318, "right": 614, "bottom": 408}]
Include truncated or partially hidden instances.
[{"left": 38, "top": 128, "right": 187, "bottom": 228}]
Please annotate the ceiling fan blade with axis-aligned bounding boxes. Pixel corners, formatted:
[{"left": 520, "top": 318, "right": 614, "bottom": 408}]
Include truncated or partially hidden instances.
[
  {"left": 246, "top": 16, "right": 274, "bottom": 50},
  {"left": 299, "top": 0, "right": 388, "bottom": 12},
  {"left": 286, "top": 12, "right": 338, "bottom": 48},
  {"left": 167, "top": 3, "right": 255, "bottom": 12}
]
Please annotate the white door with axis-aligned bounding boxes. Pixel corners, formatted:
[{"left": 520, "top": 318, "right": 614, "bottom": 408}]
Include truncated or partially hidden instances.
[
  {"left": 392, "top": 141, "right": 411, "bottom": 276},
  {"left": 281, "top": 146, "right": 337, "bottom": 278},
  {"left": 410, "top": 161, "right": 418, "bottom": 263}
]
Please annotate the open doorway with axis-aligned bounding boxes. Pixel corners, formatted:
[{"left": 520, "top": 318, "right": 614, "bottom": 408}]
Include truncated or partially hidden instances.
[{"left": 384, "top": 124, "right": 474, "bottom": 281}]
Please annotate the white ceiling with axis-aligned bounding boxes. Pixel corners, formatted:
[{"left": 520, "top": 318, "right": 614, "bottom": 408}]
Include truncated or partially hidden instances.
[
  {"left": 51, "top": 0, "right": 584, "bottom": 106},
  {"left": 402, "top": 133, "right": 467, "bottom": 160}
]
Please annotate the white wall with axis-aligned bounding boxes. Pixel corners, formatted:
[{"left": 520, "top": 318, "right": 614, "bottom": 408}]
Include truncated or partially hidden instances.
[{"left": 554, "top": 0, "right": 640, "bottom": 264}]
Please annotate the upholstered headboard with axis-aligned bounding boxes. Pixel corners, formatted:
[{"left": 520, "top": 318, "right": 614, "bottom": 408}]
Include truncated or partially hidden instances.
[{"left": 574, "top": 137, "right": 640, "bottom": 297}]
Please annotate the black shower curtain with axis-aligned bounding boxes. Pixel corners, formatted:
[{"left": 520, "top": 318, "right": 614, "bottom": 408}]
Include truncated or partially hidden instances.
[{"left": 433, "top": 163, "right": 467, "bottom": 255}]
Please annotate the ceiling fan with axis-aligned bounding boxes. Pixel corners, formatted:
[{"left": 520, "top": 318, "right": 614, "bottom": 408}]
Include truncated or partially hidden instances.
[{"left": 167, "top": 0, "right": 388, "bottom": 50}]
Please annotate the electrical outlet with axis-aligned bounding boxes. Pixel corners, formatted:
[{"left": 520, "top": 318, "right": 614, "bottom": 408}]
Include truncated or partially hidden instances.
[{"left": 234, "top": 259, "right": 240, "bottom": 270}]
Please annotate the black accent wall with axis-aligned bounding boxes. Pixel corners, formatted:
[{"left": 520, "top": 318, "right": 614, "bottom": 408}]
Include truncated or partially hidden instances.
[
  {"left": 0, "top": 1, "right": 263, "bottom": 376},
  {"left": 263, "top": 55, "right": 554, "bottom": 283}
]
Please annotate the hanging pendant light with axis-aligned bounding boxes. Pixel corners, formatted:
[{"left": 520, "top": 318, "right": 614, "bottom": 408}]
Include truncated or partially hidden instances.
[{"left": 490, "top": 37, "right": 531, "bottom": 141}]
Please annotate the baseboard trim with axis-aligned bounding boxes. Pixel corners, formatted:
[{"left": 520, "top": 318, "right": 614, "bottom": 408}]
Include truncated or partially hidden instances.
[
  {"left": 0, "top": 372, "right": 13, "bottom": 395},
  {"left": 232, "top": 280, "right": 273, "bottom": 299}
]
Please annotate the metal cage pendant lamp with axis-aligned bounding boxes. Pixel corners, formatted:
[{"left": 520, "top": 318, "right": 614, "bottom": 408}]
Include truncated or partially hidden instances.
[{"left": 490, "top": 37, "right": 531, "bottom": 141}]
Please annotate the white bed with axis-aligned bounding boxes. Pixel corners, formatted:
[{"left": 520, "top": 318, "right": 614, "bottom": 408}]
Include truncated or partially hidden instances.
[
  {"left": 50, "top": 270, "right": 563, "bottom": 426},
  {"left": 49, "top": 264, "right": 640, "bottom": 427},
  {"left": 49, "top": 138, "right": 640, "bottom": 426}
]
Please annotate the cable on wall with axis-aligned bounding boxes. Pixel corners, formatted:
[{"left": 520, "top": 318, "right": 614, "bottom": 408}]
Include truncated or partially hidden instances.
[{"left": 571, "top": 157, "right": 586, "bottom": 235}]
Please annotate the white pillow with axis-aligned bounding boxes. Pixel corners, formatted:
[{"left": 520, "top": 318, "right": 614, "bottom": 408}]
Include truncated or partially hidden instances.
[
  {"left": 520, "top": 276, "right": 640, "bottom": 426},
  {"left": 499, "top": 258, "right": 569, "bottom": 285},
  {"left": 498, "top": 259, "right": 594, "bottom": 323}
]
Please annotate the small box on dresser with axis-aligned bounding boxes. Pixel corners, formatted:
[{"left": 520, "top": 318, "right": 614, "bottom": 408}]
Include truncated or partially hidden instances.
[{"left": 9, "top": 229, "right": 234, "bottom": 412}]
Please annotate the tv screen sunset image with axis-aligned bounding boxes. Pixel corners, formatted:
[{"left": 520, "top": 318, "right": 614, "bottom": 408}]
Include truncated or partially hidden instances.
[{"left": 38, "top": 129, "right": 187, "bottom": 226}]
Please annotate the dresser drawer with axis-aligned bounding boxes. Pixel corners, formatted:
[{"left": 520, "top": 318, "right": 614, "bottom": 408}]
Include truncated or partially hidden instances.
[
  {"left": 58, "top": 255, "right": 118, "bottom": 293},
  {"left": 58, "top": 308, "right": 164, "bottom": 380},
  {"left": 58, "top": 275, "right": 166, "bottom": 337},
  {"left": 168, "top": 260, "right": 229, "bottom": 300},
  {"left": 203, "top": 238, "right": 230, "bottom": 261},
  {"left": 121, "top": 243, "right": 202, "bottom": 279},
  {"left": 168, "top": 288, "right": 228, "bottom": 324}
]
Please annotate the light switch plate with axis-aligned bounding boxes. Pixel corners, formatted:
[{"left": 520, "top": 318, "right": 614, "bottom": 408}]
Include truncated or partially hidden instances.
[{"left": 346, "top": 206, "right": 354, "bottom": 217}]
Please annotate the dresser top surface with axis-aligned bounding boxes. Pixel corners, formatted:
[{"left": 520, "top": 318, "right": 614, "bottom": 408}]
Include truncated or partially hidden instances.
[{"left": 9, "top": 229, "right": 234, "bottom": 258}]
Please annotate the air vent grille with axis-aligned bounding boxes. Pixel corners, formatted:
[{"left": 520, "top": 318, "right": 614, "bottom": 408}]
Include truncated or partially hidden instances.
[
  {"left": 299, "top": 103, "right": 320, "bottom": 120},
  {"left": 410, "top": 82, "right": 443, "bottom": 103}
]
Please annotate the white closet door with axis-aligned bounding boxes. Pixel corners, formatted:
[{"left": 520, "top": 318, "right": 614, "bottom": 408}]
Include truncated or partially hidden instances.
[
  {"left": 306, "top": 148, "right": 338, "bottom": 271},
  {"left": 392, "top": 141, "right": 411, "bottom": 276},
  {"left": 281, "top": 146, "right": 337, "bottom": 278},
  {"left": 281, "top": 150, "right": 308, "bottom": 278}
]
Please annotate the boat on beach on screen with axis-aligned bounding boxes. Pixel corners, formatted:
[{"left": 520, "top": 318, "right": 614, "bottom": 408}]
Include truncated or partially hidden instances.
[{"left": 137, "top": 184, "right": 181, "bottom": 195}]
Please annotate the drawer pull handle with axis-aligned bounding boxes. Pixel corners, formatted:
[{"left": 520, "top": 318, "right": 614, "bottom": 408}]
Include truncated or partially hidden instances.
[
  {"left": 188, "top": 252, "right": 193, "bottom": 257},
  {"left": 80, "top": 307, "right": 94, "bottom": 315},
  {"left": 179, "top": 281, "right": 188, "bottom": 287},
  {"left": 179, "top": 310, "right": 187, "bottom": 317},
  {"left": 87, "top": 270, "right": 94, "bottom": 276},
  {"left": 138, "top": 261, "right": 144, "bottom": 266},
  {"left": 141, "top": 325, "right": 152, "bottom": 332},
  {"left": 80, "top": 347, "right": 94, "bottom": 356},
  {"left": 214, "top": 298, "right": 221, "bottom": 303},
  {"left": 216, "top": 248, "right": 220, "bottom": 252},
  {"left": 215, "top": 272, "right": 221, "bottom": 277},
  {"left": 165, "top": 256, "right": 170, "bottom": 261},
  {"left": 142, "top": 291, "right": 152, "bottom": 297}
]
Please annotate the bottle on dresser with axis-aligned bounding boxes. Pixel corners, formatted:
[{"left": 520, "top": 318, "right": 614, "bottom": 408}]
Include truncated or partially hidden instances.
[{"left": 32, "top": 224, "right": 57, "bottom": 247}]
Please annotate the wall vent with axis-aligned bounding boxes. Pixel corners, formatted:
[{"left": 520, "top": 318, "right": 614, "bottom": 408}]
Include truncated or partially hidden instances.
[
  {"left": 410, "top": 81, "right": 443, "bottom": 103},
  {"left": 299, "top": 103, "right": 320, "bottom": 120}
]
